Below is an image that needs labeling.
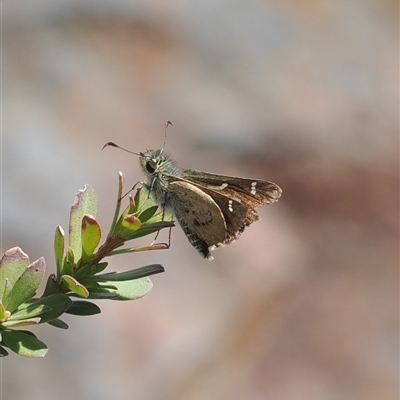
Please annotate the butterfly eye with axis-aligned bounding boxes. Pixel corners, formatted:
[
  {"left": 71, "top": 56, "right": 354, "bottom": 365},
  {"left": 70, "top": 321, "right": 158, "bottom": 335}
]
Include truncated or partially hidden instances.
[{"left": 146, "top": 160, "right": 157, "bottom": 174}]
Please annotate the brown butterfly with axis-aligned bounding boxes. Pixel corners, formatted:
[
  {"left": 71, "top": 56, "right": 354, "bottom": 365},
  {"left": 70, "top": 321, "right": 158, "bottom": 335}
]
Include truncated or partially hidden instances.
[
  {"left": 104, "top": 126, "right": 282, "bottom": 260},
  {"left": 136, "top": 148, "right": 282, "bottom": 260}
]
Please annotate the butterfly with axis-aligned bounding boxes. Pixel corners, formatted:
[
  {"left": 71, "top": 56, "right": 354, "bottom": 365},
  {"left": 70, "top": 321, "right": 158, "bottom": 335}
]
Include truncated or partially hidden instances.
[
  {"left": 104, "top": 123, "right": 282, "bottom": 260},
  {"left": 137, "top": 149, "right": 282, "bottom": 260}
]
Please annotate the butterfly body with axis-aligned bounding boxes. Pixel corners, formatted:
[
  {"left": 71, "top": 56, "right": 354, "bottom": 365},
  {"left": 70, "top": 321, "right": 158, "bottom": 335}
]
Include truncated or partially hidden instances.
[{"left": 139, "top": 149, "right": 282, "bottom": 260}]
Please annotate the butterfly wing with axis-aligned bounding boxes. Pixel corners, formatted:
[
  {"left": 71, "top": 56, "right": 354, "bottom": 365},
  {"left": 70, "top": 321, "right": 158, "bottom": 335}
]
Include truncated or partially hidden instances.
[
  {"left": 179, "top": 168, "right": 282, "bottom": 246},
  {"left": 182, "top": 168, "right": 282, "bottom": 207},
  {"left": 168, "top": 181, "right": 228, "bottom": 259}
]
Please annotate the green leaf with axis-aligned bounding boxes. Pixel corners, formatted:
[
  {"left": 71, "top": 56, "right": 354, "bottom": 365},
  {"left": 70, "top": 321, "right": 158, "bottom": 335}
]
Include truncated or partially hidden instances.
[
  {"left": 120, "top": 215, "right": 142, "bottom": 236},
  {"left": 95, "top": 264, "right": 164, "bottom": 281},
  {"left": 54, "top": 226, "right": 65, "bottom": 277},
  {"left": 122, "top": 221, "right": 174, "bottom": 241},
  {"left": 85, "top": 291, "right": 119, "bottom": 300},
  {"left": 127, "top": 195, "right": 136, "bottom": 214},
  {"left": 81, "top": 215, "right": 101, "bottom": 259},
  {"left": 0, "top": 346, "right": 9, "bottom": 357},
  {"left": 9, "top": 304, "right": 50, "bottom": 321},
  {"left": 106, "top": 172, "right": 124, "bottom": 238},
  {"left": 142, "top": 209, "right": 174, "bottom": 226},
  {"left": 63, "top": 247, "right": 75, "bottom": 277},
  {"left": 62, "top": 275, "right": 89, "bottom": 298},
  {"left": 0, "top": 247, "right": 30, "bottom": 302},
  {"left": 6, "top": 257, "right": 45, "bottom": 313},
  {"left": 93, "top": 262, "right": 108, "bottom": 274},
  {"left": 42, "top": 274, "right": 59, "bottom": 297},
  {"left": 138, "top": 205, "right": 158, "bottom": 222},
  {"left": 89, "top": 277, "right": 153, "bottom": 300},
  {"left": 74, "top": 261, "right": 108, "bottom": 280},
  {"left": 2, "top": 330, "right": 48, "bottom": 358},
  {"left": 36, "top": 297, "right": 72, "bottom": 324},
  {"left": 134, "top": 187, "right": 153, "bottom": 212},
  {"left": 2, "top": 318, "right": 41, "bottom": 328},
  {"left": 73, "top": 263, "right": 96, "bottom": 279},
  {"left": 112, "top": 199, "right": 133, "bottom": 235},
  {"left": 118, "top": 196, "right": 136, "bottom": 223},
  {"left": 2, "top": 279, "right": 13, "bottom": 310},
  {"left": 12, "top": 294, "right": 72, "bottom": 325},
  {"left": 65, "top": 300, "right": 101, "bottom": 316},
  {"left": 47, "top": 318, "right": 69, "bottom": 329},
  {"left": 69, "top": 185, "right": 97, "bottom": 261}
]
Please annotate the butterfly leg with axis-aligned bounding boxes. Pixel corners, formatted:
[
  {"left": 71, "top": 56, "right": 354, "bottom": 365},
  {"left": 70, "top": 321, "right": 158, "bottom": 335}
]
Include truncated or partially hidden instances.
[
  {"left": 120, "top": 180, "right": 142, "bottom": 201},
  {"left": 150, "top": 202, "right": 167, "bottom": 245},
  {"left": 130, "top": 205, "right": 172, "bottom": 254}
]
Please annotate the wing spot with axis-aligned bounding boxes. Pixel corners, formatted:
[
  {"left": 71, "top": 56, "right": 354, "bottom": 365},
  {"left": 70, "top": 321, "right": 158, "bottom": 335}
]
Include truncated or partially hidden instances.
[
  {"left": 228, "top": 199, "right": 233, "bottom": 212},
  {"left": 251, "top": 182, "right": 257, "bottom": 195}
]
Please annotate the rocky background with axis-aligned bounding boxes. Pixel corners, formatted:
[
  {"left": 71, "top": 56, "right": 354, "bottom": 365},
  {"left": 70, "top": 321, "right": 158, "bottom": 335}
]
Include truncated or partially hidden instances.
[{"left": 2, "top": 1, "right": 398, "bottom": 399}]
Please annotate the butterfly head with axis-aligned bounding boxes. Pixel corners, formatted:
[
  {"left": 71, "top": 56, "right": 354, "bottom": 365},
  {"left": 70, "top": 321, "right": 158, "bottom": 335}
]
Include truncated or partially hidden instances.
[
  {"left": 139, "top": 150, "right": 183, "bottom": 197},
  {"left": 140, "top": 149, "right": 168, "bottom": 177}
]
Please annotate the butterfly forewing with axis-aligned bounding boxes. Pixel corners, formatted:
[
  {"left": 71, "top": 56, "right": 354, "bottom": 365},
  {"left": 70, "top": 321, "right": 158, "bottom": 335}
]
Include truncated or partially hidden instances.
[
  {"left": 182, "top": 168, "right": 282, "bottom": 206},
  {"left": 166, "top": 168, "right": 282, "bottom": 256}
]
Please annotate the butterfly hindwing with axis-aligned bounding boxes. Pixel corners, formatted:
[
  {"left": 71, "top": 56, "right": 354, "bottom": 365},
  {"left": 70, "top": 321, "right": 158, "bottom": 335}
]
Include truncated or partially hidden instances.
[
  {"left": 190, "top": 184, "right": 260, "bottom": 244},
  {"left": 168, "top": 181, "right": 227, "bottom": 259}
]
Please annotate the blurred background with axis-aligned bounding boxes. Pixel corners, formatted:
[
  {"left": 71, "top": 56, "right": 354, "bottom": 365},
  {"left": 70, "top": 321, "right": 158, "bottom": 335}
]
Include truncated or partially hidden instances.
[{"left": 1, "top": 1, "right": 398, "bottom": 399}]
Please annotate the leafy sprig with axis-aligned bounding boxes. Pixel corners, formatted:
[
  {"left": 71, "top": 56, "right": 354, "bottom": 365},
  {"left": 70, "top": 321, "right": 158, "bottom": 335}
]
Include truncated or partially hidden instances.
[{"left": 0, "top": 173, "right": 173, "bottom": 357}]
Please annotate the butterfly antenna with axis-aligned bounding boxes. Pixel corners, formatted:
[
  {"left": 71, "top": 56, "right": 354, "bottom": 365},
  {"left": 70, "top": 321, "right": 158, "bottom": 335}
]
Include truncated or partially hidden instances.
[
  {"left": 160, "top": 120, "right": 173, "bottom": 156},
  {"left": 102, "top": 142, "right": 141, "bottom": 156}
]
